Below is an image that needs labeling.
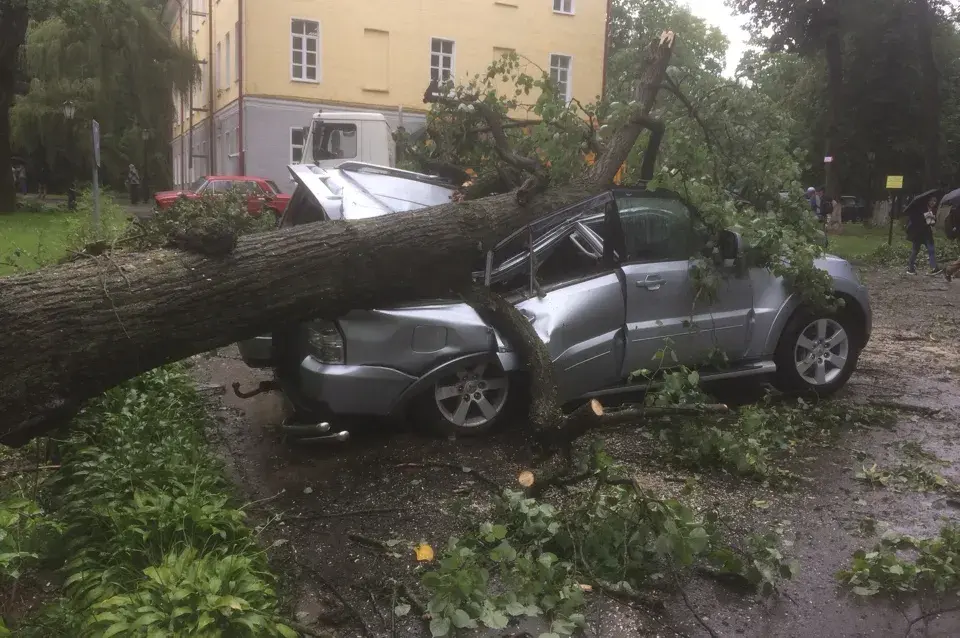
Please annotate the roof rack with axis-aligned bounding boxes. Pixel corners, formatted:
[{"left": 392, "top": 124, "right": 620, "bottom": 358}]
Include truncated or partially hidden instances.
[{"left": 336, "top": 162, "right": 455, "bottom": 189}]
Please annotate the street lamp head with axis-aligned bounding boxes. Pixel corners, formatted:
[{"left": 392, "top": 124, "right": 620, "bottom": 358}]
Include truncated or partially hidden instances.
[{"left": 62, "top": 101, "right": 76, "bottom": 120}]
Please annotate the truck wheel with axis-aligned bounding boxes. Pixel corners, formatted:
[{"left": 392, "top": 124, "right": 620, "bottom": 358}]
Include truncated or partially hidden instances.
[
  {"left": 416, "top": 360, "right": 512, "bottom": 437},
  {"left": 772, "top": 309, "right": 861, "bottom": 397}
]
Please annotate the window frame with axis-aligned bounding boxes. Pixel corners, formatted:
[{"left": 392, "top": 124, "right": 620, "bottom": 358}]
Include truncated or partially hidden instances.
[
  {"left": 549, "top": 53, "right": 573, "bottom": 103},
  {"left": 429, "top": 37, "right": 456, "bottom": 85},
  {"left": 553, "top": 0, "right": 575, "bottom": 14},
  {"left": 290, "top": 126, "right": 306, "bottom": 164},
  {"left": 611, "top": 189, "right": 709, "bottom": 265},
  {"left": 291, "top": 18, "right": 321, "bottom": 83},
  {"left": 225, "top": 32, "right": 232, "bottom": 87}
]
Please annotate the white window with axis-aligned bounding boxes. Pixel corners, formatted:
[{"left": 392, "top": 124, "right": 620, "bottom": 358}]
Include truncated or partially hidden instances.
[
  {"left": 291, "top": 127, "right": 306, "bottom": 163},
  {"left": 291, "top": 19, "right": 320, "bottom": 82},
  {"left": 232, "top": 127, "right": 239, "bottom": 154},
  {"left": 225, "top": 32, "right": 232, "bottom": 86},
  {"left": 549, "top": 54, "right": 572, "bottom": 102},
  {"left": 430, "top": 38, "right": 455, "bottom": 84},
  {"left": 216, "top": 42, "right": 222, "bottom": 89},
  {"left": 553, "top": 0, "right": 574, "bottom": 14},
  {"left": 225, "top": 130, "right": 233, "bottom": 160}
]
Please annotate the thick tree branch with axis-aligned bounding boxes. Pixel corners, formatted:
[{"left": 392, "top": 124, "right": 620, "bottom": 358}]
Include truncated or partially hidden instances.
[{"left": 585, "top": 31, "right": 676, "bottom": 185}]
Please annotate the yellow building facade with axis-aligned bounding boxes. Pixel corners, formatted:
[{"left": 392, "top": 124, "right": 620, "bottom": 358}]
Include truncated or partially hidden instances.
[{"left": 165, "top": 0, "right": 608, "bottom": 191}]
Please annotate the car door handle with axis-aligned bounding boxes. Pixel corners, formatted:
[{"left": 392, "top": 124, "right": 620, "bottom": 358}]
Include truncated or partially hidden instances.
[{"left": 637, "top": 275, "right": 666, "bottom": 291}]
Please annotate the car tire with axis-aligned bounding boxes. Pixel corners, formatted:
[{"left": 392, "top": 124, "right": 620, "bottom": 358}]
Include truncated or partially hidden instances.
[
  {"left": 772, "top": 308, "right": 861, "bottom": 397},
  {"left": 415, "top": 359, "right": 513, "bottom": 437}
]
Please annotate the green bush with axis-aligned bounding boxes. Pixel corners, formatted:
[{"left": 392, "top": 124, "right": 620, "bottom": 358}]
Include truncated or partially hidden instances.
[{"left": 19, "top": 367, "right": 295, "bottom": 638}]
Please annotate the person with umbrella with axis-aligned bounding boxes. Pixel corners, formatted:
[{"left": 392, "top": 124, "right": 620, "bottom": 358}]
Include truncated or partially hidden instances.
[
  {"left": 941, "top": 187, "right": 960, "bottom": 281},
  {"left": 905, "top": 189, "right": 943, "bottom": 275}
]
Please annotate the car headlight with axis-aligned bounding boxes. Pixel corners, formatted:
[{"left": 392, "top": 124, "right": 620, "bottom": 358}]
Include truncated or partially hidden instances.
[{"left": 306, "top": 320, "right": 345, "bottom": 364}]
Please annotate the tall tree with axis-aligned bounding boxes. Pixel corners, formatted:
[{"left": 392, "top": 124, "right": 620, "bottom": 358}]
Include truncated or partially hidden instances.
[
  {"left": 915, "top": 0, "right": 942, "bottom": 189},
  {"left": 730, "top": 0, "right": 846, "bottom": 201},
  {"left": 0, "top": 0, "right": 30, "bottom": 211},
  {"left": 10, "top": 0, "right": 196, "bottom": 193}
]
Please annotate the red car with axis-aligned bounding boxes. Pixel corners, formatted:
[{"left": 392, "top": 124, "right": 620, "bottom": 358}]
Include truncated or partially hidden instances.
[{"left": 153, "top": 175, "right": 291, "bottom": 217}]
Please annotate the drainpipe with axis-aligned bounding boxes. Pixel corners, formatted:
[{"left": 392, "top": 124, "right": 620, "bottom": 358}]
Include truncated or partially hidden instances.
[
  {"left": 208, "top": 0, "right": 215, "bottom": 174},
  {"left": 188, "top": 1, "right": 194, "bottom": 179},
  {"left": 237, "top": 0, "right": 245, "bottom": 174},
  {"left": 601, "top": 0, "right": 612, "bottom": 98},
  {"left": 174, "top": 0, "right": 185, "bottom": 188}
]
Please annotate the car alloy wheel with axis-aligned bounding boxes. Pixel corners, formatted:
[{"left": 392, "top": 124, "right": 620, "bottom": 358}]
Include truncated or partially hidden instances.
[
  {"left": 433, "top": 362, "right": 509, "bottom": 430},
  {"left": 793, "top": 318, "right": 850, "bottom": 387}
]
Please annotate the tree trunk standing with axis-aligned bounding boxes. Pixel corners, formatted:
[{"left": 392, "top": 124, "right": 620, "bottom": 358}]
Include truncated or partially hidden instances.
[
  {"left": 916, "top": 0, "right": 941, "bottom": 190},
  {"left": 0, "top": 2, "right": 30, "bottom": 212},
  {"left": 822, "top": 1, "right": 844, "bottom": 204}
]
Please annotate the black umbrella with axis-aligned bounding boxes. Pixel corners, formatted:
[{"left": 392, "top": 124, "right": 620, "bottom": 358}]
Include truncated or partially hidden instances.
[
  {"left": 899, "top": 188, "right": 943, "bottom": 218},
  {"left": 942, "top": 187, "right": 960, "bottom": 208}
]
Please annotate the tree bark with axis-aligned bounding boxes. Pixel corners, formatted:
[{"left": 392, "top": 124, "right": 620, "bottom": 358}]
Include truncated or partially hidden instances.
[
  {"left": 0, "top": 2, "right": 30, "bottom": 212},
  {"left": 822, "top": 0, "right": 843, "bottom": 202},
  {"left": 916, "top": 0, "right": 941, "bottom": 190},
  {"left": 0, "top": 31, "right": 676, "bottom": 447}
]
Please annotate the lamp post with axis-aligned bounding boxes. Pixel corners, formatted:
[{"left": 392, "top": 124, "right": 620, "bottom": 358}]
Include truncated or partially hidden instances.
[
  {"left": 63, "top": 101, "right": 76, "bottom": 210},
  {"left": 141, "top": 128, "right": 151, "bottom": 202}
]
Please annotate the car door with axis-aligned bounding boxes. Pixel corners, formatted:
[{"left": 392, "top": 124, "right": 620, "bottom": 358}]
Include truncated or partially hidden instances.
[
  {"left": 615, "top": 192, "right": 754, "bottom": 375},
  {"left": 488, "top": 198, "right": 626, "bottom": 401},
  {"left": 243, "top": 180, "right": 269, "bottom": 215}
]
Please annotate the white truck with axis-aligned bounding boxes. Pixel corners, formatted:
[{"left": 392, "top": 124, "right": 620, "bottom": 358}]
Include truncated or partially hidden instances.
[{"left": 299, "top": 111, "right": 397, "bottom": 169}]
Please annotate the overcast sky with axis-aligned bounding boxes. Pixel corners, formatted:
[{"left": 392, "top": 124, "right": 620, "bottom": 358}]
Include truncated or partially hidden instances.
[{"left": 680, "top": 0, "right": 752, "bottom": 76}]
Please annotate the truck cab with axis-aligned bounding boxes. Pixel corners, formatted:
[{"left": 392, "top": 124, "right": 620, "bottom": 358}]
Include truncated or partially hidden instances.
[{"left": 299, "top": 112, "right": 396, "bottom": 170}]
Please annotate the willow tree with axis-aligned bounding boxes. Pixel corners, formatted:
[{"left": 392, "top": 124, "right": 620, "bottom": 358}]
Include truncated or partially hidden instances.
[
  {"left": 0, "top": 0, "right": 31, "bottom": 212},
  {"left": 9, "top": 0, "right": 196, "bottom": 194}
]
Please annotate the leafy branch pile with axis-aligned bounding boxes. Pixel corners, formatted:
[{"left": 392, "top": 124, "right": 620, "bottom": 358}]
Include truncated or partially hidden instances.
[
  {"left": 637, "top": 364, "right": 894, "bottom": 480},
  {"left": 17, "top": 367, "right": 296, "bottom": 638},
  {"left": 839, "top": 524, "right": 960, "bottom": 597},
  {"left": 420, "top": 450, "right": 798, "bottom": 637}
]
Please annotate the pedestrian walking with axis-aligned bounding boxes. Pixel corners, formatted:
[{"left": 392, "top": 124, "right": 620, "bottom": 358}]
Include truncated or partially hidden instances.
[
  {"left": 944, "top": 204, "right": 960, "bottom": 282},
  {"left": 16, "top": 166, "right": 27, "bottom": 196},
  {"left": 906, "top": 195, "right": 943, "bottom": 275},
  {"left": 125, "top": 163, "right": 141, "bottom": 205},
  {"left": 37, "top": 163, "right": 49, "bottom": 200}
]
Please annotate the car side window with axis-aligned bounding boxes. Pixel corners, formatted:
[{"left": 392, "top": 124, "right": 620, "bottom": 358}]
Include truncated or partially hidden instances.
[
  {"left": 208, "top": 180, "right": 231, "bottom": 194},
  {"left": 615, "top": 196, "right": 699, "bottom": 263}
]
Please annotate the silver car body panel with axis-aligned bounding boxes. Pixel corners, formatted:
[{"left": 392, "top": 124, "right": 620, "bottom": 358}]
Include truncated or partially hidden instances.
[
  {"left": 237, "top": 170, "right": 872, "bottom": 418},
  {"left": 287, "top": 162, "right": 455, "bottom": 221}
]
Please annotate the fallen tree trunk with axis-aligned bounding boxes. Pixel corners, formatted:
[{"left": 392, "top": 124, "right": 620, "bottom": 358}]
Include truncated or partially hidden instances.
[{"left": 0, "top": 32, "right": 676, "bottom": 447}]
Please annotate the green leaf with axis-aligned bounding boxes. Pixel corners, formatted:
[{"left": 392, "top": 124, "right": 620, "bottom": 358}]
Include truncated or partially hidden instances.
[
  {"left": 852, "top": 586, "right": 878, "bottom": 596},
  {"left": 688, "top": 527, "right": 709, "bottom": 554},
  {"left": 102, "top": 623, "right": 132, "bottom": 638},
  {"left": 394, "top": 603, "right": 411, "bottom": 617},
  {"left": 430, "top": 616, "right": 451, "bottom": 637},
  {"left": 479, "top": 608, "right": 509, "bottom": 629},
  {"left": 451, "top": 609, "right": 477, "bottom": 629},
  {"left": 276, "top": 624, "right": 299, "bottom": 638}
]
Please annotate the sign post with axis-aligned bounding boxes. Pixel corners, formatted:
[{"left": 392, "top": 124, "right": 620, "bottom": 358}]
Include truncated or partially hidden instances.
[
  {"left": 91, "top": 120, "right": 101, "bottom": 232},
  {"left": 886, "top": 175, "right": 904, "bottom": 246}
]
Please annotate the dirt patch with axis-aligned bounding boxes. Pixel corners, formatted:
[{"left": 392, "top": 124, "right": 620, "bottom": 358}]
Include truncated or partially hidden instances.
[{"left": 194, "top": 266, "right": 960, "bottom": 637}]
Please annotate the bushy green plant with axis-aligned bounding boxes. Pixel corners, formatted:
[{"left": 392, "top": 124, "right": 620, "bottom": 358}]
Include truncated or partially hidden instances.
[
  {"left": 0, "top": 498, "right": 61, "bottom": 582},
  {"left": 19, "top": 367, "right": 293, "bottom": 637},
  {"left": 63, "top": 188, "right": 133, "bottom": 252}
]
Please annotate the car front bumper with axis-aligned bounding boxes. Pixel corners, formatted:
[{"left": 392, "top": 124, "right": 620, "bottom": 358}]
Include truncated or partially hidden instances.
[{"left": 296, "top": 356, "right": 417, "bottom": 416}]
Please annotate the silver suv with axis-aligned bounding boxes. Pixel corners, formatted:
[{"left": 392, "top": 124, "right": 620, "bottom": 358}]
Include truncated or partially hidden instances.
[{"left": 239, "top": 166, "right": 871, "bottom": 437}]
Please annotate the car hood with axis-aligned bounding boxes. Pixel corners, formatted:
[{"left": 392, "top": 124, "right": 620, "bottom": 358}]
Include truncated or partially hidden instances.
[
  {"left": 154, "top": 189, "right": 193, "bottom": 200},
  {"left": 288, "top": 162, "right": 455, "bottom": 220}
]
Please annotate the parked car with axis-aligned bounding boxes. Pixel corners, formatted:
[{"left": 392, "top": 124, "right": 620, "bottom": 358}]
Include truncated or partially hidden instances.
[
  {"left": 238, "top": 163, "right": 872, "bottom": 438},
  {"left": 153, "top": 175, "right": 292, "bottom": 217},
  {"left": 840, "top": 196, "right": 868, "bottom": 222}
]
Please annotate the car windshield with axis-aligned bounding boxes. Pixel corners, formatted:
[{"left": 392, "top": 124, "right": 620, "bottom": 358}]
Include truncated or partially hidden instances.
[
  {"left": 266, "top": 180, "right": 282, "bottom": 194},
  {"left": 188, "top": 177, "right": 207, "bottom": 193}
]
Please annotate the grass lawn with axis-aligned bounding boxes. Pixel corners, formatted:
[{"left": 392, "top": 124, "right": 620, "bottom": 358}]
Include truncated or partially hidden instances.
[
  {"left": 0, "top": 210, "right": 76, "bottom": 274},
  {"left": 825, "top": 223, "right": 894, "bottom": 261}
]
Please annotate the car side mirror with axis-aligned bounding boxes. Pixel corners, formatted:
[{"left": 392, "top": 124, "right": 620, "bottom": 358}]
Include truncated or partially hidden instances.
[{"left": 718, "top": 230, "right": 742, "bottom": 266}]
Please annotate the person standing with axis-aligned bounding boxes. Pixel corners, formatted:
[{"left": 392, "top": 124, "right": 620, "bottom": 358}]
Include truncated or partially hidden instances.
[
  {"left": 15, "top": 166, "right": 26, "bottom": 196},
  {"left": 126, "top": 163, "right": 141, "bottom": 205},
  {"left": 906, "top": 195, "right": 943, "bottom": 275},
  {"left": 37, "top": 163, "right": 49, "bottom": 200}
]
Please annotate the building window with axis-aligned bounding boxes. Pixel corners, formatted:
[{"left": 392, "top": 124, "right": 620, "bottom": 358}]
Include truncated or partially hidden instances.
[
  {"left": 225, "top": 32, "right": 232, "bottom": 86},
  {"left": 216, "top": 42, "right": 222, "bottom": 89},
  {"left": 549, "top": 54, "right": 572, "bottom": 102},
  {"left": 553, "top": 0, "right": 574, "bottom": 14},
  {"left": 235, "top": 21, "right": 240, "bottom": 83},
  {"left": 291, "top": 19, "right": 320, "bottom": 82},
  {"left": 291, "top": 127, "right": 306, "bottom": 163},
  {"left": 430, "top": 38, "right": 454, "bottom": 84}
]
